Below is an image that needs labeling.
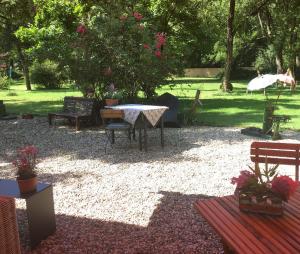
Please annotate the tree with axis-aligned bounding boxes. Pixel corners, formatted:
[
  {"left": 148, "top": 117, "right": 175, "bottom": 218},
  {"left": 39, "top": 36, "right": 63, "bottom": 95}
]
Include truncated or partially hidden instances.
[
  {"left": 0, "top": 0, "right": 35, "bottom": 90},
  {"left": 17, "top": 1, "right": 181, "bottom": 99},
  {"left": 222, "top": 0, "right": 235, "bottom": 92}
]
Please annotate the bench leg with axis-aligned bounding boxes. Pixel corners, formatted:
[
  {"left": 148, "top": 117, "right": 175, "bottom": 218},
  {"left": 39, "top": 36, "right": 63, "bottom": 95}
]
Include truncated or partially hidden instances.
[
  {"left": 48, "top": 114, "right": 53, "bottom": 126},
  {"left": 75, "top": 117, "right": 80, "bottom": 131}
]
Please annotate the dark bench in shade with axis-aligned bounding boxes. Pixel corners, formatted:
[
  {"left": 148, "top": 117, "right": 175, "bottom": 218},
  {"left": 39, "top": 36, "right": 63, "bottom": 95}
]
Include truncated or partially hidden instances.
[{"left": 48, "top": 97, "right": 97, "bottom": 131}]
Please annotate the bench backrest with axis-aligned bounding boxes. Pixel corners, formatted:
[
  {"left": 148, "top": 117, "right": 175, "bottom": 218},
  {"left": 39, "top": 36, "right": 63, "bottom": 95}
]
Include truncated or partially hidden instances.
[
  {"left": 63, "top": 97, "right": 96, "bottom": 115},
  {"left": 250, "top": 141, "right": 300, "bottom": 181}
]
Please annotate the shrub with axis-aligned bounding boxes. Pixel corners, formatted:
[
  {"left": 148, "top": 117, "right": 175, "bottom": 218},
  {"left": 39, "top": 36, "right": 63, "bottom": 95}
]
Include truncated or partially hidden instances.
[
  {"left": 0, "top": 75, "right": 11, "bottom": 90},
  {"left": 30, "top": 60, "right": 63, "bottom": 89}
]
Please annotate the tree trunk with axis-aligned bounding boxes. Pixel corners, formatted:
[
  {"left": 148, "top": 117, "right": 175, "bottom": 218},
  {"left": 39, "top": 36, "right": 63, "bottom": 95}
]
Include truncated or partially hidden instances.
[
  {"left": 15, "top": 41, "right": 31, "bottom": 90},
  {"left": 275, "top": 46, "right": 284, "bottom": 74},
  {"left": 222, "top": 0, "right": 235, "bottom": 92}
]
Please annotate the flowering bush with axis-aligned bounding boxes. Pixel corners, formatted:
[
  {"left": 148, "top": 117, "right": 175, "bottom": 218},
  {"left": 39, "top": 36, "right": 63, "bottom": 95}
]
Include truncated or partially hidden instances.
[
  {"left": 13, "top": 145, "right": 38, "bottom": 180},
  {"left": 231, "top": 160, "right": 298, "bottom": 202}
]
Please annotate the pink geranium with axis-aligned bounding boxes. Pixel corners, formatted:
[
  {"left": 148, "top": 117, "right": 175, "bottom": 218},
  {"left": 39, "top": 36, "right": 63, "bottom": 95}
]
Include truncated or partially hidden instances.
[
  {"left": 231, "top": 170, "right": 256, "bottom": 189},
  {"left": 271, "top": 176, "right": 299, "bottom": 201},
  {"left": 13, "top": 145, "right": 38, "bottom": 180}
]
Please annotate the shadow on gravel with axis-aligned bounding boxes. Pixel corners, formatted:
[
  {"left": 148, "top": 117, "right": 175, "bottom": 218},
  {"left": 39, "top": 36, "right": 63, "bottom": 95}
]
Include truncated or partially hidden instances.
[
  {"left": 18, "top": 191, "right": 222, "bottom": 254},
  {"left": 0, "top": 117, "right": 257, "bottom": 165}
]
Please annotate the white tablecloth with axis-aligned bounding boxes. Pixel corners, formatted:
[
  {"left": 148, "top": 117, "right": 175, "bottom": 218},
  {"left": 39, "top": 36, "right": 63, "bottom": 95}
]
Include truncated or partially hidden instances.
[{"left": 107, "top": 104, "right": 168, "bottom": 126}]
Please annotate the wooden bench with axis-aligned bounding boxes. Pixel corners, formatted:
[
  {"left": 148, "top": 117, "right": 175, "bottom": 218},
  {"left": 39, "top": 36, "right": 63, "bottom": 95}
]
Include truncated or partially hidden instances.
[
  {"left": 48, "top": 97, "right": 97, "bottom": 131},
  {"left": 250, "top": 141, "right": 300, "bottom": 181}
]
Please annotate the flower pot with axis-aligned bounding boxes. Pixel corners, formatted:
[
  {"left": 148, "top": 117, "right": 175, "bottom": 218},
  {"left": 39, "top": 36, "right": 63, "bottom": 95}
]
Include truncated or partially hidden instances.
[
  {"left": 17, "top": 177, "right": 37, "bottom": 194},
  {"left": 22, "top": 113, "right": 34, "bottom": 119},
  {"left": 105, "top": 99, "right": 119, "bottom": 106},
  {"left": 238, "top": 191, "right": 283, "bottom": 216}
]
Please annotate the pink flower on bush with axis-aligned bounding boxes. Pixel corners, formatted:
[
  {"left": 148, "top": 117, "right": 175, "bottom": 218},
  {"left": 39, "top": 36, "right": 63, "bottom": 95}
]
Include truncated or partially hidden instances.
[
  {"left": 231, "top": 170, "right": 256, "bottom": 189},
  {"left": 155, "top": 32, "right": 166, "bottom": 46},
  {"left": 155, "top": 50, "right": 162, "bottom": 58},
  {"left": 133, "top": 12, "right": 143, "bottom": 21},
  {"left": 76, "top": 24, "right": 87, "bottom": 34},
  {"left": 143, "top": 44, "right": 150, "bottom": 50},
  {"left": 271, "top": 176, "right": 298, "bottom": 201}
]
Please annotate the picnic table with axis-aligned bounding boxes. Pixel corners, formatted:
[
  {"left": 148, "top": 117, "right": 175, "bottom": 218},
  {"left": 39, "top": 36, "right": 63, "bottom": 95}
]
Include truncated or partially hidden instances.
[
  {"left": 105, "top": 104, "right": 168, "bottom": 151},
  {"left": 194, "top": 188, "right": 300, "bottom": 254}
]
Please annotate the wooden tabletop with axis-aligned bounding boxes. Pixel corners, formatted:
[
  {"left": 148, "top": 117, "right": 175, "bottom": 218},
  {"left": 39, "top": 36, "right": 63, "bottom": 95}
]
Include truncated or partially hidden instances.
[{"left": 195, "top": 189, "right": 300, "bottom": 254}]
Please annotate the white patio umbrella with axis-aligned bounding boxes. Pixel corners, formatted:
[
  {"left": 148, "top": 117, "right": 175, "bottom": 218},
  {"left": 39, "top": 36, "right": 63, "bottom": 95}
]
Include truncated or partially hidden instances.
[{"left": 247, "top": 74, "right": 278, "bottom": 91}]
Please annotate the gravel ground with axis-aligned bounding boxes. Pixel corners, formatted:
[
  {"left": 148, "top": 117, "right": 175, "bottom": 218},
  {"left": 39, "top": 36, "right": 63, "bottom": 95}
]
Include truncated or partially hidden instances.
[{"left": 1, "top": 117, "right": 299, "bottom": 254}]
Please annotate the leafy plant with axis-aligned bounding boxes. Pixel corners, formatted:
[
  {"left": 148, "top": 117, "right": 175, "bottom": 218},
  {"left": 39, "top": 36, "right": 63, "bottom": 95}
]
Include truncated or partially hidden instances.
[
  {"left": 104, "top": 83, "right": 123, "bottom": 99},
  {"left": 13, "top": 145, "right": 38, "bottom": 180},
  {"left": 30, "top": 60, "right": 65, "bottom": 89},
  {"left": 231, "top": 158, "right": 298, "bottom": 202}
]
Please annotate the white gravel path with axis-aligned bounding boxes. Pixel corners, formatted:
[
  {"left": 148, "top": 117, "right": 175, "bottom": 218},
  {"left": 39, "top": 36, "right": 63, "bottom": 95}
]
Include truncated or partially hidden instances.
[{"left": 0, "top": 117, "right": 299, "bottom": 253}]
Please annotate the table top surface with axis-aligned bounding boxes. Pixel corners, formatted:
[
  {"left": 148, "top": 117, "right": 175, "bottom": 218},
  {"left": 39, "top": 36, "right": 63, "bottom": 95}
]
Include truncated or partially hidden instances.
[
  {"left": 105, "top": 104, "right": 168, "bottom": 126},
  {"left": 0, "top": 179, "right": 51, "bottom": 199},
  {"left": 195, "top": 189, "right": 300, "bottom": 254},
  {"left": 106, "top": 104, "right": 168, "bottom": 111}
]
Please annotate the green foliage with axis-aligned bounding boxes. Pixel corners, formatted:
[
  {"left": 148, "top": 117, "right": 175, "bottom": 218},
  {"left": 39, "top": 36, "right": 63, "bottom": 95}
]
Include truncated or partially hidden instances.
[
  {"left": 18, "top": 2, "right": 182, "bottom": 99},
  {"left": 255, "top": 46, "right": 277, "bottom": 74},
  {"left": 0, "top": 76, "right": 11, "bottom": 90},
  {"left": 30, "top": 60, "right": 64, "bottom": 89}
]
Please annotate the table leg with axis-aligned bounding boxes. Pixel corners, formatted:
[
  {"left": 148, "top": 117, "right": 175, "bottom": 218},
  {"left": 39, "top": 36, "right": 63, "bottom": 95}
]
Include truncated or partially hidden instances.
[
  {"left": 25, "top": 186, "right": 56, "bottom": 249},
  {"left": 138, "top": 128, "right": 142, "bottom": 151},
  {"left": 160, "top": 115, "right": 164, "bottom": 148},
  {"left": 143, "top": 115, "right": 148, "bottom": 152}
]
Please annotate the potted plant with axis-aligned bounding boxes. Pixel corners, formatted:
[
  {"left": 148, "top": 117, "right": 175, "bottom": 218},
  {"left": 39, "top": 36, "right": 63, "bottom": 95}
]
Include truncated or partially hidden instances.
[
  {"left": 231, "top": 159, "right": 298, "bottom": 216},
  {"left": 104, "top": 83, "right": 123, "bottom": 106},
  {"left": 13, "top": 145, "right": 39, "bottom": 194}
]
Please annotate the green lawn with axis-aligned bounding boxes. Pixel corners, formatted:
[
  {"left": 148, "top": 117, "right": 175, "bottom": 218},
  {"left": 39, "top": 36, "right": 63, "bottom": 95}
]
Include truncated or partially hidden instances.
[
  {"left": 1, "top": 81, "right": 81, "bottom": 115},
  {"left": 1, "top": 78, "right": 299, "bottom": 131}
]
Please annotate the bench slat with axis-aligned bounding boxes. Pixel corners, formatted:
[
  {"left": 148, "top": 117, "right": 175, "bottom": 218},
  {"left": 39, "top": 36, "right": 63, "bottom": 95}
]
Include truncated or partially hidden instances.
[
  {"left": 250, "top": 157, "right": 298, "bottom": 166},
  {"left": 251, "top": 142, "right": 300, "bottom": 150},
  {"left": 251, "top": 149, "right": 298, "bottom": 158}
]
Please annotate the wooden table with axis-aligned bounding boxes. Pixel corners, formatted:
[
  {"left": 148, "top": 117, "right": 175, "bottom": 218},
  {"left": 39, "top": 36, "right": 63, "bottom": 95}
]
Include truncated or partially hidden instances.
[
  {"left": 195, "top": 189, "right": 300, "bottom": 254},
  {"left": 106, "top": 104, "right": 168, "bottom": 151}
]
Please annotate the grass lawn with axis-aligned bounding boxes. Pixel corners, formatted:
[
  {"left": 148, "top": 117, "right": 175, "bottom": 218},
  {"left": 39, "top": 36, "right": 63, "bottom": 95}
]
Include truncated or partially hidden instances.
[{"left": 1, "top": 78, "right": 299, "bottom": 131}]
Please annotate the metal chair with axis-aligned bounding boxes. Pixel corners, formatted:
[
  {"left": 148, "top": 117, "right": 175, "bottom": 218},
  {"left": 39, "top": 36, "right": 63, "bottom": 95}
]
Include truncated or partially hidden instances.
[{"left": 100, "top": 109, "right": 133, "bottom": 153}]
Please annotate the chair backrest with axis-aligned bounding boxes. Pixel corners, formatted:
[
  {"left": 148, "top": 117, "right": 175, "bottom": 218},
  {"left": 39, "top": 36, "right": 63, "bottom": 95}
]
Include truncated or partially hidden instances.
[
  {"left": 100, "top": 109, "right": 124, "bottom": 121},
  {"left": 250, "top": 141, "right": 300, "bottom": 181},
  {"left": 63, "top": 97, "right": 97, "bottom": 115}
]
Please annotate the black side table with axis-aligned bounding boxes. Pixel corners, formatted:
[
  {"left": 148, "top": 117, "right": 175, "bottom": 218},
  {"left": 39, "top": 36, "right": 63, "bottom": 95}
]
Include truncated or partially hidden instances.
[{"left": 0, "top": 179, "right": 56, "bottom": 249}]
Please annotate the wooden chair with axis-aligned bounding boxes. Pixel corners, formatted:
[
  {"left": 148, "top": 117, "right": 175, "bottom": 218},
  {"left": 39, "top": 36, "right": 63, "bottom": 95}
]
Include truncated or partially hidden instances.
[
  {"left": 0, "top": 197, "right": 21, "bottom": 254},
  {"left": 250, "top": 141, "right": 300, "bottom": 181},
  {"left": 100, "top": 109, "right": 133, "bottom": 153}
]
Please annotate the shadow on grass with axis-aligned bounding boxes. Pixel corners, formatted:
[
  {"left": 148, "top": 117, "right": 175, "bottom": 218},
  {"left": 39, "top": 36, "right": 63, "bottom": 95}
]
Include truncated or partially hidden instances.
[{"left": 17, "top": 191, "right": 221, "bottom": 253}]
